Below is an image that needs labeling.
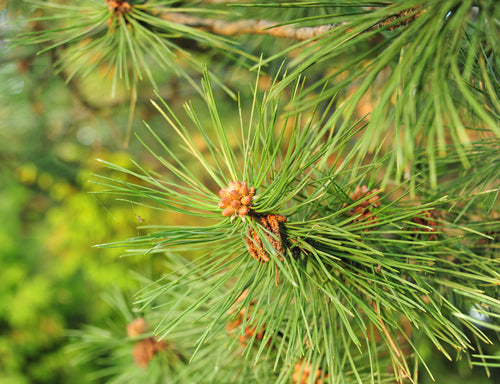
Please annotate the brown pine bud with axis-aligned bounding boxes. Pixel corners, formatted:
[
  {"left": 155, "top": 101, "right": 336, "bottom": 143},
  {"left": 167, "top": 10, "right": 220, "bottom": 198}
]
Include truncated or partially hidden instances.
[
  {"left": 230, "top": 189, "right": 241, "bottom": 200},
  {"left": 240, "top": 195, "right": 252, "bottom": 206},
  {"left": 219, "top": 188, "right": 228, "bottom": 198},
  {"left": 228, "top": 181, "right": 242, "bottom": 191},
  {"left": 127, "top": 317, "right": 148, "bottom": 338},
  {"left": 220, "top": 196, "right": 231, "bottom": 206},
  {"left": 238, "top": 206, "right": 249, "bottom": 216},
  {"left": 217, "top": 181, "right": 255, "bottom": 218},
  {"left": 240, "top": 181, "right": 248, "bottom": 196},
  {"left": 133, "top": 338, "right": 156, "bottom": 369},
  {"left": 222, "top": 206, "right": 236, "bottom": 217}
]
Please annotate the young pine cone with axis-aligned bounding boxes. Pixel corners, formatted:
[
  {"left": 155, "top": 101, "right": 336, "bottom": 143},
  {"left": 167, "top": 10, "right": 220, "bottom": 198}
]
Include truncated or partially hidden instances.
[{"left": 218, "top": 181, "right": 255, "bottom": 218}]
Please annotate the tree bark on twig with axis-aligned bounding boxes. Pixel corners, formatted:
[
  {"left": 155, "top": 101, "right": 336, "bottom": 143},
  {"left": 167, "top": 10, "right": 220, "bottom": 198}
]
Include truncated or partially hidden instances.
[
  {"left": 159, "top": 6, "right": 423, "bottom": 41},
  {"left": 161, "top": 12, "right": 343, "bottom": 41}
]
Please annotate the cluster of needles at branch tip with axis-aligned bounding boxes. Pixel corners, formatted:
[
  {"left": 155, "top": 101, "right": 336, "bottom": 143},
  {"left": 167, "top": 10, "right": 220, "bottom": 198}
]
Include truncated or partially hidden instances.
[{"left": 217, "top": 181, "right": 255, "bottom": 219}]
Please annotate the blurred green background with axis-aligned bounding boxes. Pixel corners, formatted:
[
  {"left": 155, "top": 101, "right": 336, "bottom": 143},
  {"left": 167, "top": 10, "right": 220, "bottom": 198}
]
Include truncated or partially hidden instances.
[
  {"left": 0, "top": 3, "right": 497, "bottom": 383},
  {"left": 0, "top": 4, "right": 175, "bottom": 382}
]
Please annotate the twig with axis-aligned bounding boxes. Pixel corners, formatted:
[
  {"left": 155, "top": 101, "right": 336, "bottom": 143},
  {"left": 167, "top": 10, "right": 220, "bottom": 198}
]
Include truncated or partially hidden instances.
[
  {"left": 372, "top": 301, "right": 415, "bottom": 383},
  {"left": 161, "top": 12, "right": 343, "bottom": 41},
  {"left": 373, "top": 302, "right": 401, "bottom": 359},
  {"left": 158, "top": 6, "right": 423, "bottom": 41}
]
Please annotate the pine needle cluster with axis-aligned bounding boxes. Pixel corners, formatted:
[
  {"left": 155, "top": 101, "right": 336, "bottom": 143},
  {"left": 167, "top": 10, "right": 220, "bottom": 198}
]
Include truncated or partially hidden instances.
[
  {"left": 7, "top": 0, "right": 499, "bottom": 383},
  {"left": 91, "top": 71, "right": 498, "bottom": 383}
]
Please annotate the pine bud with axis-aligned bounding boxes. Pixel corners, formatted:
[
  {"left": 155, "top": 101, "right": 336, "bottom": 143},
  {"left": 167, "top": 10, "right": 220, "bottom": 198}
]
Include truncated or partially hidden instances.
[
  {"left": 228, "top": 181, "right": 242, "bottom": 191},
  {"left": 230, "top": 189, "right": 241, "bottom": 200},
  {"left": 219, "top": 188, "right": 228, "bottom": 198},
  {"left": 240, "top": 181, "right": 249, "bottom": 196},
  {"left": 222, "top": 206, "right": 236, "bottom": 217},
  {"left": 126, "top": 317, "right": 147, "bottom": 338},
  {"left": 240, "top": 195, "right": 252, "bottom": 206},
  {"left": 220, "top": 196, "right": 231, "bottom": 205},
  {"left": 238, "top": 206, "right": 249, "bottom": 216},
  {"left": 218, "top": 181, "right": 255, "bottom": 218}
]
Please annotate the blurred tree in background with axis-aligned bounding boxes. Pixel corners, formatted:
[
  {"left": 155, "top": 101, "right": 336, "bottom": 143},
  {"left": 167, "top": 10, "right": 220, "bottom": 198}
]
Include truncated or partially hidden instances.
[{"left": 1, "top": 1, "right": 498, "bottom": 383}]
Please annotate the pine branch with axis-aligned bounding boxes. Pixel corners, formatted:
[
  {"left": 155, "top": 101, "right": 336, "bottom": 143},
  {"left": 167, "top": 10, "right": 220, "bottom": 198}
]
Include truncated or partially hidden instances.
[
  {"left": 156, "top": 4, "right": 423, "bottom": 41},
  {"left": 16, "top": 1, "right": 497, "bottom": 187},
  {"left": 160, "top": 12, "right": 342, "bottom": 41},
  {"left": 90, "top": 70, "right": 499, "bottom": 383},
  {"left": 10, "top": 2, "right": 498, "bottom": 382}
]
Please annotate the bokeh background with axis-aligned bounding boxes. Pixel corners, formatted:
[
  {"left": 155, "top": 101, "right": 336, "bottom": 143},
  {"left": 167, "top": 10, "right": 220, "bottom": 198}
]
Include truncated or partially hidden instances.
[
  {"left": 0, "top": 2, "right": 497, "bottom": 383},
  {"left": 1, "top": 3, "right": 183, "bottom": 382}
]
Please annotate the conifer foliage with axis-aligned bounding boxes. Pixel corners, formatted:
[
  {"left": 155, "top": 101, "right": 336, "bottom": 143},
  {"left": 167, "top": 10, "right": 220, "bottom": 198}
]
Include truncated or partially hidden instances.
[{"left": 8, "top": 0, "right": 499, "bottom": 383}]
